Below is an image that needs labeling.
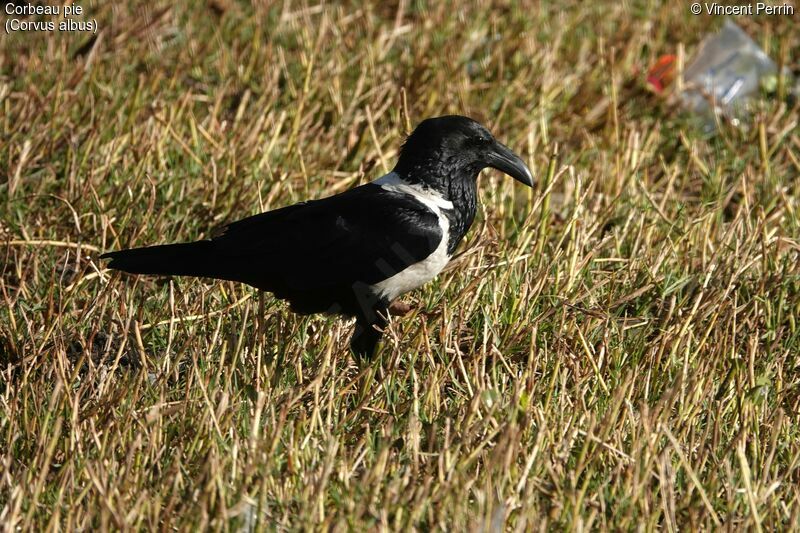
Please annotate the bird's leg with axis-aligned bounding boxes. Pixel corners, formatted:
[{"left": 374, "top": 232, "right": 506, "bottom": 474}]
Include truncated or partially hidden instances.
[{"left": 350, "top": 308, "right": 388, "bottom": 359}]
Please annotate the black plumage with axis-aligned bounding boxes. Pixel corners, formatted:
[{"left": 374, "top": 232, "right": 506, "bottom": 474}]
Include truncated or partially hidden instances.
[{"left": 102, "top": 115, "right": 533, "bottom": 357}]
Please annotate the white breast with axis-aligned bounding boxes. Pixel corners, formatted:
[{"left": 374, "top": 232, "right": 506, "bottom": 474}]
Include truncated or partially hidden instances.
[{"left": 370, "top": 172, "right": 452, "bottom": 301}]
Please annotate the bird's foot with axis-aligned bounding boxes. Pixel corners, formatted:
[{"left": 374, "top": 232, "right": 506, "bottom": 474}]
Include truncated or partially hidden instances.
[{"left": 388, "top": 300, "right": 413, "bottom": 316}]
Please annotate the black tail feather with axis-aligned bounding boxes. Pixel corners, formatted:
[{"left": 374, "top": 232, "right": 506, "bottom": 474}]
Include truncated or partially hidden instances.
[{"left": 101, "top": 241, "right": 217, "bottom": 278}]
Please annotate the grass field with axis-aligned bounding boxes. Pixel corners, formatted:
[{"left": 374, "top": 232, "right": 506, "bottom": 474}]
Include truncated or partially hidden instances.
[{"left": 2, "top": 1, "right": 800, "bottom": 530}]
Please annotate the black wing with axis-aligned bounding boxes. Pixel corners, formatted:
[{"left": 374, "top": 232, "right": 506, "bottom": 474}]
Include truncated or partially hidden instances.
[{"left": 212, "top": 183, "right": 442, "bottom": 287}]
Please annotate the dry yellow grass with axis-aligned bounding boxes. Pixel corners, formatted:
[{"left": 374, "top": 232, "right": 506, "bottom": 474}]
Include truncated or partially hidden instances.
[{"left": 1, "top": 1, "right": 800, "bottom": 530}]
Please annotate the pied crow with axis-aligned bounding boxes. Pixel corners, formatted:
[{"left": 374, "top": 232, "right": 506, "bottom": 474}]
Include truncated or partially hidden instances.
[{"left": 102, "top": 115, "right": 533, "bottom": 357}]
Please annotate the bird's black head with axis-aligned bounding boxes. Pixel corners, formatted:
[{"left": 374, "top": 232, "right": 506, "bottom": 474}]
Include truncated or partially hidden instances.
[{"left": 394, "top": 115, "right": 533, "bottom": 193}]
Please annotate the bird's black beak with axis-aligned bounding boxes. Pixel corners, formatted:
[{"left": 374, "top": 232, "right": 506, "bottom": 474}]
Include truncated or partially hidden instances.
[{"left": 486, "top": 141, "right": 533, "bottom": 187}]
